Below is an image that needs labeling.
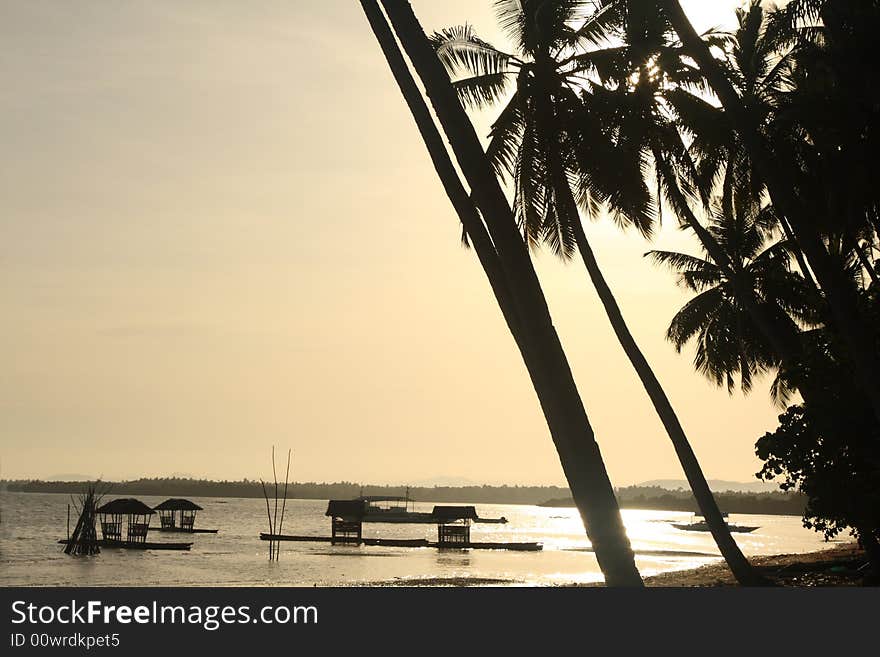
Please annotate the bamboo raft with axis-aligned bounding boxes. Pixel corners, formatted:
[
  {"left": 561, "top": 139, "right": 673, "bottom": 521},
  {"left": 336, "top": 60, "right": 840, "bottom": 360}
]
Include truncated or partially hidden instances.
[
  {"left": 148, "top": 527, "right": 219, "bottom": 534},
  {"left": 59, "top": 539, "right": 193, "bottom": 551},
  {"left": 259, "top": 533, "right": 542, "bottom": 551}
]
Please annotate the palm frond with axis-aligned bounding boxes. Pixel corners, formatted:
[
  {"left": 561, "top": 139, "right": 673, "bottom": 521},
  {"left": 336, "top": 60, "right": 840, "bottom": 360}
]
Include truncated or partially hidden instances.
[
  {"left": 453, "top": 72, "right": 514, "bottom": 110},
  {"left": 665, "top": 286, "right": 723, "bottom": 351},
  {"left": 486, "top": 91, "right": 526, "bottom": 177},
  {"left": 430, "top": 25, "right": 516, "bottom": 78}
]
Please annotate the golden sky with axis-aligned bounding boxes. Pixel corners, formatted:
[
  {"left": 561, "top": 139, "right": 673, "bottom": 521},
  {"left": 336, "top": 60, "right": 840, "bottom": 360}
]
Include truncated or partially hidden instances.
[{"left": 1, "top": 1, "right": 782, "bottom": 486}]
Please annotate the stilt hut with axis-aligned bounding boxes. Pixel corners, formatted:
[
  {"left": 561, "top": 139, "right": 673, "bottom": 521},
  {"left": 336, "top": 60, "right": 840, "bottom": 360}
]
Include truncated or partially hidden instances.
[
  {"left": 326, "top": 500, "right": 367, "bottom": 545},
  {"left": 96, "top": 499, "right": 154, "bottom": 545},
  {"left": 153, "top": 499, "right": 203, "bottom": 532},
  {"left": 432, "top": 506, "right": 477, "bottom": 546}
]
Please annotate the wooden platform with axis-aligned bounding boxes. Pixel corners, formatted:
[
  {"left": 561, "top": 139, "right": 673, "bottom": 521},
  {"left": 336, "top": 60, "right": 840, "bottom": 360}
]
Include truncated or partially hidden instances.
[
  {"left": 259, "top": 533, "right": 542, "bottom": 551},
  {"left": 148, "top": 527, "right": 219, "bottom": 534},
  {"left": 59, "top": 539, "right": 193, "bottom": 551}
]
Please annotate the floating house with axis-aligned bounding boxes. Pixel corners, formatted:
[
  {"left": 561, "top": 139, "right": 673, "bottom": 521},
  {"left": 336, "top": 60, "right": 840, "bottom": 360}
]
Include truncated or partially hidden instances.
[
  {"left": 153, "top": 499, "right": 204, "bottom": 532},
  {"left": 96, "top": 498, "right": 155, "bottom": 545},
  {"left": 432, "top": 506, "right": 478, "bottom": 546},
  {"left": 326, "top": 499, "right": 367, "bottom": 545}
]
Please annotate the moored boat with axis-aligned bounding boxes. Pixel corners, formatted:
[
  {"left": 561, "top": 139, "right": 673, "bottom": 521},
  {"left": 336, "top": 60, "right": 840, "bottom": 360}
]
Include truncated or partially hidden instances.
[
  {"left": 672, "top": 513, "right": 759, "bottom": 533},
  {"left": 357, "top": 490, "right": 508, "bottom": 524}
]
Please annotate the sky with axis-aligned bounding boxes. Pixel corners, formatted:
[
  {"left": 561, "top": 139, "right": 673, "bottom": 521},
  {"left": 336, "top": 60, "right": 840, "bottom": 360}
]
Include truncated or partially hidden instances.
[{"left": 0, "top": 0, "right": 784, "bottom": 487}]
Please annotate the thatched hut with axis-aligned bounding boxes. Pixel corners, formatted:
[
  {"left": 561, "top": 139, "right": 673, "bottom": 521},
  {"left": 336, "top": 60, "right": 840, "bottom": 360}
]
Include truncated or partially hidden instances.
[
  {"left": 325, "top": 499, "right": 367, "bottom": 545},
  {"left": 96, "top": 498, "right": 154, "bottom": 545},
  {"left": 432, "top": 506, "right": 477, "bottom": 546},
  {"left": 153, "top": 498, "right": 203, "bottom": 531}
]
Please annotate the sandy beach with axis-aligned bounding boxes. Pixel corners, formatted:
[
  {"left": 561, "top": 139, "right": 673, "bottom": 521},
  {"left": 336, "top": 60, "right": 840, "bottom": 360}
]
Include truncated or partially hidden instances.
[
  {"left": 639, "top": 542, "right": 873, "bottom": 587},
  {"left": 363, "top": 543, "right": 874, "bottom": 587}
]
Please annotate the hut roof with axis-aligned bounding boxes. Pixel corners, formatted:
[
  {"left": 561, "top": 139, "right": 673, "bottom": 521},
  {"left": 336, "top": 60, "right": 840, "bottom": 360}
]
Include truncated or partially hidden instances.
[
  {"left": 96, "top": 498, "right": 155, "bottom": 515},
  {"left": 326, "top": 499, "right": 367, "bottom": 519},
  {"left": 432, "top": 505, "right": 478, "bottom": 521},
  {"left": 153, "top": 498, "right": 203, "bottom": 512}
]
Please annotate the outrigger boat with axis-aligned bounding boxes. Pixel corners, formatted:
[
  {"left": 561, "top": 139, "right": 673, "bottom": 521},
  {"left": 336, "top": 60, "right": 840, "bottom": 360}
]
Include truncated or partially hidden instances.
[
  {"left": 357, "top": 490, "right": 508, "bottom": 524},
  {"left": 360, "top": 495, "right": 434, "bottom": 523},
  {"left": 672, "top": 513, "right": 759, "bottom": 534}
]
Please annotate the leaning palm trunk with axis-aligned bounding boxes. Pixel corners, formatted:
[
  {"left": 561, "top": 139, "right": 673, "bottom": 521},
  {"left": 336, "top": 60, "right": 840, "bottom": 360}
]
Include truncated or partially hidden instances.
[
  {"left": 364, "top": 0, "right": 642, "bottom": 585},
  {"left": 657, "top": 0, "right": 880, "bottom": 427},
  {"left": 553, "top": 178, "right": 765, "bottom": 584}
]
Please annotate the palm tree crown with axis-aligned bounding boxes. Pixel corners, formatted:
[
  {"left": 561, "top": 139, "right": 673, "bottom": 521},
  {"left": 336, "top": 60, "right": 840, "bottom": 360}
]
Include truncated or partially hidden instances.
[
  {"left": 431, "top": 0, "right": 655, "bottom": 256},
  {"left": 648, "top": 200, "right": 816, "bottom": 394}
]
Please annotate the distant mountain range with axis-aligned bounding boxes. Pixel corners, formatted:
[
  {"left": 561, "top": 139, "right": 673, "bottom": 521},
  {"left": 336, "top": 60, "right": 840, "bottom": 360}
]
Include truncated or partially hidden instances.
[
  {"left": 406, "top": 476, "right": 481, "bottom": 487},
  {"left": 636, "top": 479, "right": 780, "bottom": 493},
  {"left": 22, "top": 475, "right": 777, "bottom": 493},
  {"left": 45, "top": 474, "right": 97, "bottom": 482}
]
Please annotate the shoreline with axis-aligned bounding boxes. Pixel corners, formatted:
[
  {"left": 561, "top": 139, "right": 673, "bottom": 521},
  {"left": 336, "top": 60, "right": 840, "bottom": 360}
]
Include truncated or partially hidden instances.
[
  {"left": 635, "top": 542, "right": 871, "bottom": 587},
  {"left": 356, "top": 543, "right": 871, "bottom": 587},
  {"left": 2, "top": 488, "right": 807, "bottom": 518},
  {"left": 4, "top": 545, "right": 869, "bottom": 588}
]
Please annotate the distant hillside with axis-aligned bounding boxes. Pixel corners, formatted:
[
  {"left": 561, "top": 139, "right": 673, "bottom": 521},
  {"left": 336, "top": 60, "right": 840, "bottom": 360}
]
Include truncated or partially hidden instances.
[
  {"left": 2, "top": 477, "right": 806, "bottom": 515},
  {"left": 540, "top": 485, "right": 806, "bottom": 516},
  {"left": 1, "top": 478, "right": 570, "bottom": 506},
  {"left": 637, "top": 479, "right": 779, "bottom": 494}
]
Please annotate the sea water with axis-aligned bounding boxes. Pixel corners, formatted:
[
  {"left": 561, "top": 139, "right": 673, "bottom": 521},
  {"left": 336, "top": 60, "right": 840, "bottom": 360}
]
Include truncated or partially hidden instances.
[{"left": 0, "top": 492, "right": 837, "bottom": 586}]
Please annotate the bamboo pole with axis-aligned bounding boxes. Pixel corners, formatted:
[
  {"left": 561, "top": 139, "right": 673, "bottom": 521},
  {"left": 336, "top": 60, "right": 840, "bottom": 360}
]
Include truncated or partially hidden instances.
[
  {"left": 260, "top": 479, "right": 274, "bottom": 559},
  {"left": 272, "top": 446, "right": 279, "bottom": 560},
  {"left": 277, "top": 450, "right": 291, "bottom": 544}
]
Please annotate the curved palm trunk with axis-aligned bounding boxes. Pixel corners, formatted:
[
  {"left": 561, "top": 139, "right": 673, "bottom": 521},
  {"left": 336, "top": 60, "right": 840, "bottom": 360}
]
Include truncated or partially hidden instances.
[
  {"left": 658, "top": 0, "right": 880, "bottom": 427},
  {"left": 558, "top": 182, "right": 766, "bottom": 584},
  {"left": 859, "top": 527, "right": 880, "bottom": 578},
  {"left": 851, "top": 239, "right": 880, "bottom": 288},
  {"left": 364, "top": 0, "right": 643, "bottom": 585},
  {"left": 779, "top": 215, "right": 819, "bottom": 291}
]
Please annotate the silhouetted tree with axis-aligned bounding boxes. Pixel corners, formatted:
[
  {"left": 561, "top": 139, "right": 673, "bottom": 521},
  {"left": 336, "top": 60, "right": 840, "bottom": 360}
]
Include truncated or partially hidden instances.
[
  {"left": 431, "top": 0, "right": 763, "bottom": 585},
  {"left": 362, "top": 0, "right": 642, "bottom": 585},
  {"left": 650, "top": 0, "right": 880, "bottom": 424}
]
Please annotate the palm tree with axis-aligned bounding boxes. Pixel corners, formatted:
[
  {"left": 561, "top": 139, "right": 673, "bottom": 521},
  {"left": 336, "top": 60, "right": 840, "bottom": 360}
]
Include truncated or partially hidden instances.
[
  {"left": 647, "top": 201, "right": 816, "bottom": 397},
  {"left": 431, "top": 0, "right": 764, "bottom": 584},
  {"left": 362, "top": 0, "right": 643, "bottom": 586},
  {"left": 652, "top": 0, "right": 880, "bottom": 425},
  {"left": 650, "top": 0, "right": 880, "bottom": 446}
]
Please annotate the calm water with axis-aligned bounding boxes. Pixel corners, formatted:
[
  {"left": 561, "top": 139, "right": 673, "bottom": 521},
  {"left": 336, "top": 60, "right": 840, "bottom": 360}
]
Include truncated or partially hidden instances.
[{"left": 0, "top": 492, "right": 837, "bottom": 586}]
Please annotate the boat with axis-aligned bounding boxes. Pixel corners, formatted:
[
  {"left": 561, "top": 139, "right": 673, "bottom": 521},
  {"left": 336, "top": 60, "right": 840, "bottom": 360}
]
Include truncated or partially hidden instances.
[
  {"left": 360, "top": 494, "right": 434, "bottom": 523},
  {"left": 672, "top": 513, "right": 759, "bottom": 533},
  {"left": 148, "top": 527, "right": 219, "bottom": 534},
  {"left": 357, "top": 490, "right": 508, "bottom": 524}
]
